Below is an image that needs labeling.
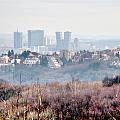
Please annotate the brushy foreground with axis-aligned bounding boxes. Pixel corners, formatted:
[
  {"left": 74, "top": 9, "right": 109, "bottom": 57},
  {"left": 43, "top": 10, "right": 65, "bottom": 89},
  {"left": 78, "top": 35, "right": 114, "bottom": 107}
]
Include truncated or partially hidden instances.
[{"left": 0, "top": 80, "right": 120, "bottom": 120}]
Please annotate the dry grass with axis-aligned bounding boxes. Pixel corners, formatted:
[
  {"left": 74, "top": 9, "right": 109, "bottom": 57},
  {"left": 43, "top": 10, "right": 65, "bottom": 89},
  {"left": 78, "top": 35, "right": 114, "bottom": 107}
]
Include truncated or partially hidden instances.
[{"left": 0, "top": 80, "right": 120, "bottom": 119}]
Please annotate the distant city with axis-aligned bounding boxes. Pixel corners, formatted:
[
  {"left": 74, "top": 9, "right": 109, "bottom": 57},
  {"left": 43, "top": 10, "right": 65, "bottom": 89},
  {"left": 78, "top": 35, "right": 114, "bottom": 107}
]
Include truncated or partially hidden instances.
[
  {"left": 13, "top": 30, "right": 74, "bottom": 53},
  {"left": 1, "top": 0, "right": 120, "bottom": 119},
  {"left": 1, "top": 29, "right": 120, "bottom": 55}
]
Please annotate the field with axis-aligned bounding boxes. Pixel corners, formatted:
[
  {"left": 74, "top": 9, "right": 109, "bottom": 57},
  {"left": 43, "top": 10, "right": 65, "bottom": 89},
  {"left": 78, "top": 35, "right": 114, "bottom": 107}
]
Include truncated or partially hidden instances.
[{"left": 0, "top": 80, "right": 120, "bottom": 120}]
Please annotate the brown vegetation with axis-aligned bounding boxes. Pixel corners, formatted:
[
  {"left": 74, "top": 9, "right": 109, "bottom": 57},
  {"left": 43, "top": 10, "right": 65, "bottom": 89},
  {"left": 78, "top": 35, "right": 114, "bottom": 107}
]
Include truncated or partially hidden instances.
[{"left": 0, "top": 81, "right": 120, "bottom": 120}]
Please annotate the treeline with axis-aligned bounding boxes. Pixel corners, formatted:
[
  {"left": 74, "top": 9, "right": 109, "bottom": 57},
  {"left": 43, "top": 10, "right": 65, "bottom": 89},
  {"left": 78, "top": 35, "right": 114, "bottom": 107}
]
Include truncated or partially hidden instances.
[{"left": 102, "top": 75, "right": 120, "bottom": 87}]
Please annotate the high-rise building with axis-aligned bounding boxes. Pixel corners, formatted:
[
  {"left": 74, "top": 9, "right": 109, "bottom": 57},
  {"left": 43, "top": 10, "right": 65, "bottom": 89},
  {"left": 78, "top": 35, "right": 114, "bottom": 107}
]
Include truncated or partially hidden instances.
[
  {"left": 74, "top": 38, "right": 79, "bottom": 51},
  {"left": 28, "top": 30, "right": 44, "bottom": 48},
  {"left": 56, "top": 32, "right": 62, "bottom": 50},
  {"left": 14, "top": 30, "right": 22, "bottom": 48},
  {"left": 64, "top": 31, "right": 71, "bottom": 50}
]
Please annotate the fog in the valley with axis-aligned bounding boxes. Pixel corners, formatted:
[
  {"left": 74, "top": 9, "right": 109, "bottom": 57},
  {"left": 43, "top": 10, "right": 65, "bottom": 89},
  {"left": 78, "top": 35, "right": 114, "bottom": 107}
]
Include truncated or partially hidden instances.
[{"left": 0, "top": 62, "right": 120, "bottom": 85}]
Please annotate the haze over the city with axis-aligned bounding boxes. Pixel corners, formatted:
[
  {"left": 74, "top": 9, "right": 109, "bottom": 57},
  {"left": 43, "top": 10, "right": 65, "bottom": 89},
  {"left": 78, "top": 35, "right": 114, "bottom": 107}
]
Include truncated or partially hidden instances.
[{"left": 0, "top": 0, "right": 120, "bottom": 36}]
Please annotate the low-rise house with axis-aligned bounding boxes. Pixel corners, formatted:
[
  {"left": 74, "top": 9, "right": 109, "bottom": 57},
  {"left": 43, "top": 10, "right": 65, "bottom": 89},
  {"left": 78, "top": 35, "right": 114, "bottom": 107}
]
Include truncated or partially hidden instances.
[
  {"left": 11, "top": 59, "right": 21, "bottom": 64},
  {"left": 102, "top": 54, "right": 110, "bottom": 61},
  {"left": 72, "top": 55, "right": 81, "bottom": 64},
  {"left": 0, "top": 55, "right": 9, "bottom": 64},
  {"left": 60, "top": 50, "right": 74, "bottom": 61},
  {"left": 109, "top": 60, "right": 120, "bottom": 68},
  {"left": 48, "top": 56, "right": 61, "bottom": 69},
  {"left": 23, "top": 58, "right": 40, "bottom": 65},
  {"left": 112, "top": 48, "right": 120, "bottom": 57}
]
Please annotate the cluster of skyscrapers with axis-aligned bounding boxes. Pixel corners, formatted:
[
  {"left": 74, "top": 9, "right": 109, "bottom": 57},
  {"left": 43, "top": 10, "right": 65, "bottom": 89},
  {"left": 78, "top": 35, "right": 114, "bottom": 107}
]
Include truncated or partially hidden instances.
[
  {"left": 56, "top": 31, "right": 71, "bottom": 50},
  {"left": 14, "top": 29, "right": 72, "bottom": 52}
]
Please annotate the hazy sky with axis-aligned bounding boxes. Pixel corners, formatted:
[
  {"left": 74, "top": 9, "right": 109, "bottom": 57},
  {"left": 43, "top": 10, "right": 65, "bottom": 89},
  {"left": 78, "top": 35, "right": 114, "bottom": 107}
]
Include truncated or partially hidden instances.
[{"left": 0, "top": 0, "right": 120, "bottom": 36}]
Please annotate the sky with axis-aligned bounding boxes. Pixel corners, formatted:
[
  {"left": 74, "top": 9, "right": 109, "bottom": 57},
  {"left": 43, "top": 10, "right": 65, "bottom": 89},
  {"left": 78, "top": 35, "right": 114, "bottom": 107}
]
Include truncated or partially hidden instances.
[{"left": 0, "top": 0, "right": 120, "bottom": 36}]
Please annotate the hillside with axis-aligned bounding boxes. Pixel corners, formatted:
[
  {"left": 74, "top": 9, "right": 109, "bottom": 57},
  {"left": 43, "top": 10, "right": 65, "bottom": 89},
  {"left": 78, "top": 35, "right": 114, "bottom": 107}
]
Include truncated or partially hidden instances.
[{"left": 0, "top": 80, "right": 120, "bottom": 119}]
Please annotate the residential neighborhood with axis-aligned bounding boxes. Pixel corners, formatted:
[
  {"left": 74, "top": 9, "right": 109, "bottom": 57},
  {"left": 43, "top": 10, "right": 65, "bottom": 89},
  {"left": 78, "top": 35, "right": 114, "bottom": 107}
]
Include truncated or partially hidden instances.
[{"left": 0, "top": 48, "right": 120, "bottom": 69}]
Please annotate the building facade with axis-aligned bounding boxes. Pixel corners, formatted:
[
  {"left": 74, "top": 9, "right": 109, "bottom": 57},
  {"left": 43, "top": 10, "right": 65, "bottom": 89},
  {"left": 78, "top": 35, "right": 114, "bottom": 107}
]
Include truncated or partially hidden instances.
[
  {"left": 14, "top": 31, "right": 22, "bottom": 48},
  {"left": 56, "top": 32, "right": 63, "bottom": 51},
  {"left": 64, "top": 31, "right": 71, "bottom": 50},
  {"left": 28, "top": 30, "right": 44, "bottom": 48},
  {"left": 74, "top": 38, "right": 79, "bottom": 51}
]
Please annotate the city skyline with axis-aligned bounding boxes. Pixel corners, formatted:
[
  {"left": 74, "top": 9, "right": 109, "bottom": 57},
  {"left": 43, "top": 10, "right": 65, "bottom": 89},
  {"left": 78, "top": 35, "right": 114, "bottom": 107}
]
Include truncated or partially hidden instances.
[{"left": 0, "top": 0, "right": 120, "bottom": 36}]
